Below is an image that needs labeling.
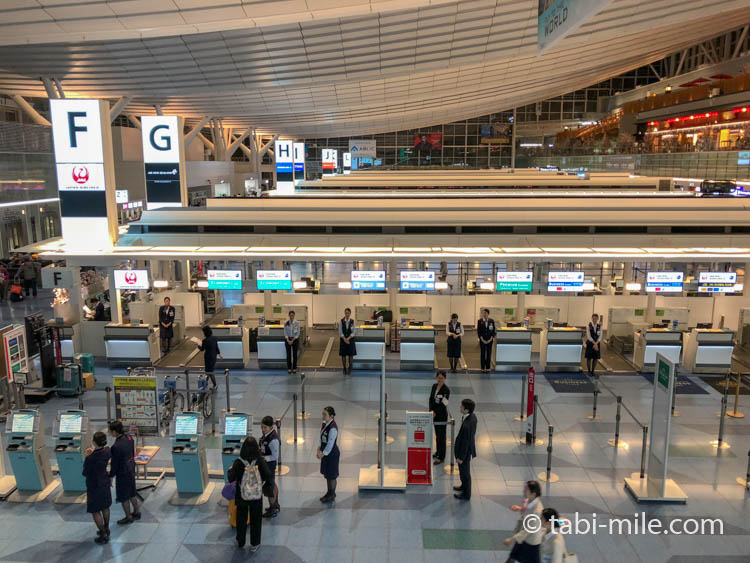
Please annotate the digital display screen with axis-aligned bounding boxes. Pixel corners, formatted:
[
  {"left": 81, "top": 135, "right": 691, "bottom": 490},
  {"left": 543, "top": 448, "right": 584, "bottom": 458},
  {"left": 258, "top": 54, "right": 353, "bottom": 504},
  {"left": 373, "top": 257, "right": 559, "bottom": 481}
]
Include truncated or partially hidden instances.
[
  {"left": 114, "top": 269, "right": 150, "bottom": 290},
  {"left": 59, "top": 413, "right": 83, "bottom": 433},
  {"left": 646, "top": 272, "right": 684, "bottom": 293},
  {"left": 400, "top": 271, "right": 435, "bottom": 291},
  {"left": 11, "top": 412, "right": 35, "bottom": 433},
  {"left": 547, "top": 271, "right": 584, "bottom": 292},
  {"left": 256, "top": 270, "right": 292, "bottom": 291},
  {"left": 207, "top": 269, "right": 243, "bottom": 290},
  {"left": 698, "top": 272, "right": 736, "bottom": 293},
  {"left": 497, "top": 271, "right": 533, "bottom": 292},
  {"left": 351, "top": 270, "right": 386, "bottom": 291},
  {"left": 175, "top": 414, "right": 199, "bottom": 435},
  {"left": 224, "top": 415, "right": 248, "bottom": 436}
]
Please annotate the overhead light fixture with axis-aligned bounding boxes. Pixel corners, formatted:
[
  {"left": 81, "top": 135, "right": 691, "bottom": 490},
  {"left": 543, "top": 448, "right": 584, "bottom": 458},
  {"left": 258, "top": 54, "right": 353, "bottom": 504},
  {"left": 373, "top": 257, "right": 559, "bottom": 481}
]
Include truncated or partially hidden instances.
[
  {"left": 196, "top": 280, "right": 209, "bottom": 288},
  {"left": 153, "top": 280, "right": 169, "bottom": 289},
  {"left": 198, "top": 246, "right": 247, "bottom": 252},
  {"left": 499, "top": 247, "right": 543, "bottom": 253},
  {"left": 297, "top": 247, "right": 344, "bottom": 253},
  {"left": 394, "top": 247, "right": 432, "bottom": 253},
  {"left": 344, "top": 247, "right": 392, "bottom": 253},
  {"left": 541, "top": 247, "right": 593, "bottom": 253},
  {"left": 625, "top": 283, "right": 642, "bottom": 291},
  {"left": 338, "top": 281, "right": 352, "bottom": 289},
  {"left": 593, "top": 248, "right": 645, "bottom": 254},
  {"left": 247, "top": 246, "right": 296, "bottom": 252},
  {"left": 435, "top": 281, "right": 449, "bottom": 290}
]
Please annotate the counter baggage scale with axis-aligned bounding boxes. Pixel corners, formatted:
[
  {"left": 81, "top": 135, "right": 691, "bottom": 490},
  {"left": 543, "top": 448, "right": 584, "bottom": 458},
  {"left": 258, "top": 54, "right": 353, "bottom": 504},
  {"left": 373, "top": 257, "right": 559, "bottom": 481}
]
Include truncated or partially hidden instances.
[
  {"left": 633, "top": 328, "right": 682, "bottom": 372},
  {"left": 209, "top": 325, "right": 250, "bottom": 369},
  {"left": 53, "top": 409, "right": 92, "bottom": 503},
  {"left": 495, "top": 327, "right": 533, "bottom": 371},
  {"left": 221, "top": 412, "right": 253, "bottom": 480},
  {"left": 5, "top": 409, "right": 58, "bottom": 502},
  {"left": 353, "top": 325, "right": 387, "bottom": 369},
  {"left": 169, "top": 411, "right": 214, "bottom": 505},
  {"left": 682, "top": 328, "right": 735, "bottom": 374},
  {"left": 399, "top": 325, "right": 436, "bottom": 371},
  {"left": 540, "top": 327, "right": 584, "bottom": 372}
]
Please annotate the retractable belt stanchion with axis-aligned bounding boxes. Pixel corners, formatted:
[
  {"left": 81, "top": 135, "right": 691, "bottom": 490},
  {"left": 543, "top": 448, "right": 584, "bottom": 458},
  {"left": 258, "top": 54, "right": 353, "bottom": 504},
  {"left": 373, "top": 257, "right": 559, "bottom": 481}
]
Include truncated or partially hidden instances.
[
  {"left": 738, "top": 451, "right": 750, "bottom": 490},
  {"left": 532, "top": 395, "right": 538, "bottom": 442},
  {"left": 184, "top": 369, "right": 191, "bottom": 411},
  {"left": 727, "top": 372, "right": 745, "bottom": 419},
  {"left": 712, "top": 373, "right": 731, "bottom": 450},
  {"left": 514, "top": 373, "right": 527, "bottom": 422},
  {"left": 105, "top": 386, "right": 113, "bottom": 422},
  {"left": 224, "top": 369, "right": 231, "bottom": 413},
  {"left": 534, "top": 399, "right": 558, "bottom": 483},
  {"left": 640, "top": 426, "right": 648, "bottom": 479}
]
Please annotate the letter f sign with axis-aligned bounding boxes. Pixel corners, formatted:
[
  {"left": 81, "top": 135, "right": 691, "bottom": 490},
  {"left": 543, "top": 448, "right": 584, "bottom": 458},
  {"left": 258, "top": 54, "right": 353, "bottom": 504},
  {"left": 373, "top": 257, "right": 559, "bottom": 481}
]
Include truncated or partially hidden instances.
[{"left": 68, "top": 111, "right": 87, "bottom": 148}]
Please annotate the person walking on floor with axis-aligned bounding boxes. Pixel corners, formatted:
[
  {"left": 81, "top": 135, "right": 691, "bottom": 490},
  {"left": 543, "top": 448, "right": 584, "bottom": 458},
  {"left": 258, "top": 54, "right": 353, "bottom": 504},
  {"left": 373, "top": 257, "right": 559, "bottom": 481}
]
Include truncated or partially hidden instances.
[
  {"left": 108, "top": 421, "right": 141, "bottom": 524},
  {"left": 453, "top": 398, "right": 477, "bottom": 500},
  {"left": 540, "top": 507, "right": 568, "bottom": 563},
  {"left": 158, "top": 296, "right": 175, "bottom": 355},
  {"left": 227, "top": 437, "right": 273, "bottom": 552},
  {"left": 339, "top": 307, "right": 356, "bottom": 374},
  {"left": 197, "top": 325, "right": 222, "bottom": 387},
  {"left": 259, "top": 415, "right": 281, "bottom": 518},
  {"left": 317, "top": 406, "right": 340, "bottom": 503},
  {"left": 429, "top": 370, "right": 451, "bottom": 465},
  {"left": 446, "top": 313, "right": 464, "bottom": 373},
  {"left": 83, "top": 431, "right": 112, "bottom": 544},
  {"left": 284, "top": 310, "right": 300, "bottom": 374},
  {"left": 585, "top": 313, "right": 602, "bottom": 378},
  {"left": 504, "top": 480, "right": 544, "bottom": 563},
  {"left": 477, "top": 309, "right": 496, "bottom": 373},
  {"left": 18, "top": 256, "right": 38, "bottom": 298}
]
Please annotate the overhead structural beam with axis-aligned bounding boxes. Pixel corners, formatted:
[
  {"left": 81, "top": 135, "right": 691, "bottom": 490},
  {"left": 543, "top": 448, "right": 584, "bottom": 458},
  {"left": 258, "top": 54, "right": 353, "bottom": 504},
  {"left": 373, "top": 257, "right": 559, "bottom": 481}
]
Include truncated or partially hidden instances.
[
  {"left": 127, "top": 115, "right": 141, "bottom": 129},
  {"left": 154, "top": 104, "right": 163, "bottom": 116},
  {"left": 53, "top": 78, "right": 65, "bottom": 99},
  {"left": 40, "top": 77, "right": 58, "bottom": 99},
  {"left": 196, "top": 132, "right": 214, "bottom": 151},
  {"left": 648, "top": 64, "right": 662, "bottom": 81},
  {"left": 258, "top": 134, "right": 279, "bottom": 157},
  {"left": 109, "top": 96, "right": 131, "bottom": 122},
  {"left": 184, "top": 116, "right": 211, "bottom": 148},
  {"left": 733, "top": 25, "right": 749, "bottom": 59},
  {"left": 227, "top": 126, "right": 254, "bottom": 155},
  {"left": 674, "top": 49, "right": 688, "bottom": 77},
  {"left": 11, "top": 94, "right": 51, "bottom": 126}
]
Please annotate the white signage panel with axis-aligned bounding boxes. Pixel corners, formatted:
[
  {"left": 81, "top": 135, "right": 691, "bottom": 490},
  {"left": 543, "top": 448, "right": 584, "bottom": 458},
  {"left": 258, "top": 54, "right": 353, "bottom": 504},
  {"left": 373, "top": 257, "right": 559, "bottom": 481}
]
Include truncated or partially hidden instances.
[
  {"left": 55, "top": 163, "right": 105, "bottom": 191},
  {"left": 293, "top": 142, "right": 305, "bottom": 172},
  {"left": 322, "top": 149, "right": 337, "bottom": 170},
  {"left": 343, "top": 152, "right": 352, "bottom": 167},
  {"left": 647, "top": 354, "right": 675, "bottom": 496},
  {"left": 275, "top": 140, "right": 294, "bottom": 173},
  {"left": 348, "top": 139, "right": 376, "bottom": 158},
  {"left": 116, "top": 190, "right": 129, "bottom": 204},
  {"left": 50, "top": 99, "right": 105, "bottom": 163},
  {"left": 141, "top": 116, "right": 182, "bottom": 163},
  {"left": 114, "top": 269, "right": 150, "bottom": 290}
]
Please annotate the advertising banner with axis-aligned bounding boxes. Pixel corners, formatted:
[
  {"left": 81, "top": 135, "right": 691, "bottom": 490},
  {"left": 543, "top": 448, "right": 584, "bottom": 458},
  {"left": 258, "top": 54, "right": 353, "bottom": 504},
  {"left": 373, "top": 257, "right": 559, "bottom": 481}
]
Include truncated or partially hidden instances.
[
  {"left": 113, "top": 375, "right": 159, "bottom": 436},
  {"left": 413, "top": 133, "right": 442, "bottom": 150},
  {"left": 497, "top": 271, "right": 533, "bottom": 292},
  {"left": 538, "top": 0, "right": 614, "bottom": 53},
  {"left": 348, "top": 139, "right": 376, "bottom": 158},
  {"left": 141, "top": 115, "right": 187, "bottom": 209},
  {"left": 406, "top": 411, "right": 433, "bottom": 485},
  {"left": 525, "top": 367, "right": 535, "bottom": 443}
]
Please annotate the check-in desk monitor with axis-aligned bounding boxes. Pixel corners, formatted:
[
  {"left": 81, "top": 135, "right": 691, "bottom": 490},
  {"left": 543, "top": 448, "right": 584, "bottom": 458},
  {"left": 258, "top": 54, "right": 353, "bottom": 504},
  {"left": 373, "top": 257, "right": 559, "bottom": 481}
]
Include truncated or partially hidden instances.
[
  {"left": 540, "top": 327, "right": 584, "bottom": 371},
  {"left": 170, "top": 412, "right": 209, "bottom": 494},
  {"left": 682, "top": 328, "right": 735, "bottom": 374},
  {"left": 54, "top": 409, "right": 92, "bottom": 493},
  {"left": 399, "top": 325, "right": 436, "bottom": 371},
  {"left": 5, "top": 409, "right": 53, "bottom": 492},
  {"left": 633, "top": 328, "right": 682, "bottom": 371},
  {"left": 495, "top": 326, "right": 533, "bottom": 371},
  {"left": 354, "top": 325, "right": 386, "bottom": 369},
  {"left": 220, "top": 412, "right": 253, "bottom": 480}
]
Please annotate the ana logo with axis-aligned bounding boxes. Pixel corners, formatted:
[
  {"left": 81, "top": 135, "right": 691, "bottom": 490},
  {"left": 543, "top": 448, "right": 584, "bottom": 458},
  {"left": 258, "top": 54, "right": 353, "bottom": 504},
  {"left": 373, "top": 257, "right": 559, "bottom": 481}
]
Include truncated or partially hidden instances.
[
  {"left": 71, "top": 166, "right": 89, "bottom": 184},
  {"left": 124, "top": 271, "right": 138, "bottom": 285}
]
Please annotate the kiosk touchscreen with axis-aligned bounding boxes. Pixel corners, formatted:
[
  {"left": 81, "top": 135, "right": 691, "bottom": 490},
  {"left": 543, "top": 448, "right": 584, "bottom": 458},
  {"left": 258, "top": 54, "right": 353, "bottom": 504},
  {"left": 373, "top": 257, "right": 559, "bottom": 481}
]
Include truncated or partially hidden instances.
[
  {"left": 54, "top": 410, "right": 92, "bottom": 495},
  {"left": 220, "top": 412, "right": 253, "bottom": 480},
  {"left": 170, "top": 412, "right": 211, "bottom": 500},
  {"left": 5, "top": 409, "right": 53, "bottom": 495}
]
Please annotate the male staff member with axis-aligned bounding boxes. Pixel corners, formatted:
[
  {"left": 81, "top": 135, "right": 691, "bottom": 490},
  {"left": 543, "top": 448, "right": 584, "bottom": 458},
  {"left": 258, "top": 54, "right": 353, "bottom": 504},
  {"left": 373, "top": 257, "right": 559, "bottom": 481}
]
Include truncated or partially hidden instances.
[
  {"left": 90, "top": 297, "right": 106, "bottom": 321},
  {"left": 477, "top": 308, "right": 496, "bottom": 373},
  {"left": 158, "top": 297, "right": 175, "bottom": 355},
  {"left": 453, "top": 398, "right": 477, "bottom": 500}
]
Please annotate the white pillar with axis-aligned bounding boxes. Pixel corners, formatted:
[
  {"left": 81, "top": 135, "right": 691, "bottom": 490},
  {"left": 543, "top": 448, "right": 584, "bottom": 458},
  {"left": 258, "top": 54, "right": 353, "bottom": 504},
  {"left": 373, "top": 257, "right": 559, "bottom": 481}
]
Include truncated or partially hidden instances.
[
  {"left": 388, "top": 261, "right": 398, "bottom": 314},
  {"left": 515, "top": 291, "right": 526, "bottom": 321},
  {"left": 646, "top": 293, "right": 657, "bottom": 324}
]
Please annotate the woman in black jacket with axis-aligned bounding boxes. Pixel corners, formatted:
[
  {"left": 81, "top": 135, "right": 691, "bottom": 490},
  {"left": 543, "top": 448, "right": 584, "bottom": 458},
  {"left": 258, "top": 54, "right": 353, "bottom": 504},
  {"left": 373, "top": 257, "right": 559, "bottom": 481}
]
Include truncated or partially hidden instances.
[
  {"left": 429, "top": 370, "right": 451, "bottom": 465},
  {"left": 227, "top": 437, "right": 273, "bottom": 552}
]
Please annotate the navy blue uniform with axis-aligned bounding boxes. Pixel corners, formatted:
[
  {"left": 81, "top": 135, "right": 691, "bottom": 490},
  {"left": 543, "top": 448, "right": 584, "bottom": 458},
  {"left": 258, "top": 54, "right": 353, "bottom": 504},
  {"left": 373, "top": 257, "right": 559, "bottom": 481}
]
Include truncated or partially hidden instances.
[
  {"left": 109, "top": 434, "right": 136, "bottom": 503},
  {"left": 83, "top": 447, "right": 112, "bottom": 513},
  {"left": 159, "top": 305, "right": 175, "bottom": 339},
  {"left": 320, "top": 420, "right": 340, "bottom": 480},
  {"left": 199, "top": 335, "right": 221, "bottom": 373}
]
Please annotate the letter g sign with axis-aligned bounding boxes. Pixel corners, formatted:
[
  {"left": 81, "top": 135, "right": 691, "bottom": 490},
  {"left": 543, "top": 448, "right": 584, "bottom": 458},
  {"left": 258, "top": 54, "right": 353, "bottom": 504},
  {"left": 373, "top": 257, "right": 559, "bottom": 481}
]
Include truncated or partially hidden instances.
[{"left": 149, "top": 124, "right": 171, "bottom": 151}]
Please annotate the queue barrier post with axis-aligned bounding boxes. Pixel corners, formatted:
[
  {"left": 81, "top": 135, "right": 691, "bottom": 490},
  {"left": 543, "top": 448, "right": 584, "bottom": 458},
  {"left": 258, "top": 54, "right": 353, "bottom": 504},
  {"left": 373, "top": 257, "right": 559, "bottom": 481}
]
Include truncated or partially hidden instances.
[
  {"left": 275, "top": 418, "right": 282, "bottom": 476},
  {"left": 105, "top": 386, "right": 112, "bottom": 422},
  {"left": 538, "top": 425, "right": 558, "bottom": 483},
  {"left": 184, "top": 369, "right": 191, "bottom": 411},
  {"left": 718, "top": 377, "right": 729, "bottom": 448},
  {"left": 727, "top": 372, "right": 745, "bottom": 419},
  {"left": 210, "top": 388, "right": 217, "bottom": 436},
  {"left": 449, "top": 417, "right": 456, "bottom": 473},
  {"left": 300, "top": 372, "right": 307, "bottom": 418},
  {"left": 532, "top": 395, "right": 538, "bottom": 442},
  {"left": 515, "top": 373, "right": 527, "bottom": 422},
  {"left": 589, "top": 383, "right": 599, "bottom": 420},
  {"left": 639, "top": 426, "right": 648, "bottom": 479},
  {"left": 224, "top": 369, "right": 231, "bottom": 413},
  {"left": 746, "top": 451, "right": 750, "bottom": 491},
  {"left": 293, "top": 393, "right": 298, "bottom": 445},
  {"left": 377, "top": 416, "right": 382, "bottom": 469},
  {"left": 78, "top": 386, "right": 84, "bottom": 411},
  {"left": 608, "top": 396, "right": 623, "bottom": 448}
]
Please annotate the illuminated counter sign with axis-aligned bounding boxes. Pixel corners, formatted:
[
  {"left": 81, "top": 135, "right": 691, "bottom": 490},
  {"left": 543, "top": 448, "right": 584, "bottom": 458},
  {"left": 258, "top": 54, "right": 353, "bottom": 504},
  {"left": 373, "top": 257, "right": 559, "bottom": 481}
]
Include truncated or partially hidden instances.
[
  {"left": 322, "top": 149, "right": 337, "bottom": 170},
  {"left": 547, "top": 271, "right": 584, "bottom": 292},
  {"left": 114, "top": 269, "right": 150, "bottom": 290},
  {"left": 646, "top": 272, "right": 684, "bottom": 293},
  {"left": 257, "top": 270, "right": 292, "bottom": 290},
  {"left": 400, "top": 271, "right": 435, "bottom": 291},
  {"left": 351, "top": 270, "right": 386, "bottom": 291},
  {"left": 497, "top": 271, "right": 533, "bottom": 292},
  {"left": 698, "top": 271, "right": 736, "bottom": 293},
  {"left": 207, "top": 270, "right": 243, "bottom": 290}
]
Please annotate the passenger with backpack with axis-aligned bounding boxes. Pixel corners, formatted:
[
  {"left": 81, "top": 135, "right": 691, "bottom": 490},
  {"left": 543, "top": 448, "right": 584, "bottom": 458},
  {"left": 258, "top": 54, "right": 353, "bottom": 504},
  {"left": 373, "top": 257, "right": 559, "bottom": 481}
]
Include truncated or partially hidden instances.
[{"left": 227, "top": 437, "right": 273, "bottom": 552}]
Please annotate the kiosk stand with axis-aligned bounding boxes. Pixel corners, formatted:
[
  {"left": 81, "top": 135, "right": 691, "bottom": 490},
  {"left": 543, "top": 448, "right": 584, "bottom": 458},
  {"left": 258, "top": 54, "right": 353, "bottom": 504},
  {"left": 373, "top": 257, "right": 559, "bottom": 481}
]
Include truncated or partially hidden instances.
[
  {"left": 169, "top": 411, "right": 214, "bottom": 505},
  {"left": 221, "top": 412, "right": 253, "bottom": 480},
  {"left": 5, "top": 409, "right": 58, "bottom": 502},
  {"left": 53, "top": 409, "right": 92, "bottom": 503},
  {"left": 0, "top": 433, "right": 17, "bottom": 499}
]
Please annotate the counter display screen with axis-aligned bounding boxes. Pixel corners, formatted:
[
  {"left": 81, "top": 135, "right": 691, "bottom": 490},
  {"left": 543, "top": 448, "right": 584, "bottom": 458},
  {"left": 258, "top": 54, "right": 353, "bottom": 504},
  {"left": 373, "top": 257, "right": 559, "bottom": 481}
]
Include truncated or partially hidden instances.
[
  {"left": 400, "top": 271, "right": 435, "bottom": 291},
  {"left": 698, "top": 271, "right": 736, "bottom": 293},
  {"left": 175, "top": 413, "right": 199, "bottom": 435},
  {"left": 224, "top": 415, "right": 248, "bottom": 436},
  {"left": 646, "top": 272, "right": 684, "bottom": 293},
  {"left": 496, "top": 271, "right": 533, "bottom": 292},
  {"left": 11, "top": 412, "right": 35, "bottom": 433},
  {"left": 256, "top": 270, "right": 292, "bottom": 290},
  {"left": 351, "top": 270, "right": 386, "bottom": 291},
  {"left": 59, "top": 413, "right": 83, "bottom": 434},
  {"left": 547, "top": 271, "right": 584, "bottom": 292},
  {"left": 207, "top": 269, "right": 243, "bottom": 290},
  {"left": 114, "top": 269, "right": 150, "bottom": 290}
]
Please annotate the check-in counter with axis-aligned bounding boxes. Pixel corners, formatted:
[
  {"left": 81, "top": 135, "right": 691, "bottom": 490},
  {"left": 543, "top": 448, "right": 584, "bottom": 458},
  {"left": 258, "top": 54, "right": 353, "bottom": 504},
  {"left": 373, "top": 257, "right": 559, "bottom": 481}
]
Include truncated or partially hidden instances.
[
  {"left": 399, "top": 326, "right": 435, "bottom": 371},
  {"left": 48, "top": 322, "right": 80, "bottom": 361},
  {"left": 633, "top": 328, "right": 682, "bottom": 372},
  {"left": 104, "top": 324, "right": 161, "bottom": 367},
  {"left": 495, "top": 327, "right": 533, "bottom": 371},
  {"left": 353, "top": 326, "right": 386, "bottom": 369},
  {"left": 257, "top": 324, "right": 307, "bottom": 369},
  {"left": 209, "top": 325, "right": 250, "bottom": 369},
  {"left": 682, "top": 328, "right": 735, "bottom": 374},
  {"left": 540, "top": 327, "right": 584, "bottom": 372}
]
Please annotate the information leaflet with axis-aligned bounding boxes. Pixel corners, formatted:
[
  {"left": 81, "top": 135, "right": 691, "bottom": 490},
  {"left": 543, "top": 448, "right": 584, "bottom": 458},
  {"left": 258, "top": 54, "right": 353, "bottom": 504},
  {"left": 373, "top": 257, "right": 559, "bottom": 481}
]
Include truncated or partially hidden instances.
[
  {"left": 113, "top": 375, "right": 159, "bottom": 435},
  {"left": 406, "top": 411, "right": 433, "bottom": 485}
]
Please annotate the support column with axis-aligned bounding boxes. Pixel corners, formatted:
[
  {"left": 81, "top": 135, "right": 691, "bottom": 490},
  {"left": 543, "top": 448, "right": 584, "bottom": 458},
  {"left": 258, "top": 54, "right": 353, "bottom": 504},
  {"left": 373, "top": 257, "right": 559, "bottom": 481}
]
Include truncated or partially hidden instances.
[
  {"left": 515, "top": 291, "right": 526, "bottom": 321},
  {"left": 108, "top": 268, "right": 122, "bottom": 324},
  {"left": 388, "top": 261, "right": 398, "bottom": 314},
  {"left": 263, "top": 260, "right": 273, "bottom": 313},
  {"left": 646, "top": 293, "right": 657, "bottom": 324},
  {"left": 511, "top": 107, "right": 517, "bottom": 170}
]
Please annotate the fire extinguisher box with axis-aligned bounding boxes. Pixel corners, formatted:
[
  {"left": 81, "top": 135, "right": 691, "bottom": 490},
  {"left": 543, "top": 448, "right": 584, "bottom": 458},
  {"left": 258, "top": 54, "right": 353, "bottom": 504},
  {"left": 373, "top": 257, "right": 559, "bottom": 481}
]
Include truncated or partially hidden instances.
[{"left": 406, "top": 411, "right": 433, "bottom": 485}]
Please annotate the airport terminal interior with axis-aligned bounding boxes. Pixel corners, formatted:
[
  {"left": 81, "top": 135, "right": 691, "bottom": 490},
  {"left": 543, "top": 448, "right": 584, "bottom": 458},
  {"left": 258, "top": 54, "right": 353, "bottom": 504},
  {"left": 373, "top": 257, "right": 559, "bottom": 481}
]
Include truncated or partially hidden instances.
[{"left": 3, "top": 1, "right": 750, "bottom": 562}]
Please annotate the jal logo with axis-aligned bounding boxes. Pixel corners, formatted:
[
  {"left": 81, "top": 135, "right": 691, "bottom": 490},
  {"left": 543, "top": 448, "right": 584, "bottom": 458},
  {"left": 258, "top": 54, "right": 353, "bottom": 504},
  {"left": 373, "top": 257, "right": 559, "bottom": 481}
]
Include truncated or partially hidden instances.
[
  {"left": 72, "top": 166, "right": 89, "bottom": 184},
  {"left": 124, "top": 271, "right": 138, "bottom": 285}
]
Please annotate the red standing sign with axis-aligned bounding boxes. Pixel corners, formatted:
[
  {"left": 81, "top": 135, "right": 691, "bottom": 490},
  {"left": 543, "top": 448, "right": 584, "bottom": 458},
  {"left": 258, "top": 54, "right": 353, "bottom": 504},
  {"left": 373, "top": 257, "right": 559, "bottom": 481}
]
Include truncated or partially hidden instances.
[{"left": 526, "top": 367, "right": 535, "bottom": 443}]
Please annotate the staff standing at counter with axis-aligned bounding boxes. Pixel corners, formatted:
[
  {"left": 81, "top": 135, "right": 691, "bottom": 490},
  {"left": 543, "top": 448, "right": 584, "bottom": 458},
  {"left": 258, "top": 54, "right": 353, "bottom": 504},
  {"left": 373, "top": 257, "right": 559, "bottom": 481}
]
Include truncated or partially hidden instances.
[
  {"left": 446, "top": 313, "right": 464, "bottom": 373},
  {"left": 317, "top": 406, "right": 340, "bottom": 503},
  {"left": 477, "top": 309, "right": 496, "bottom": 373},
  {"left": 339, "top": 308, "right": 356, "bottom": 375},
  {"left": 429, "top": 370, "right": 451, "bottom": 465},
  {"left": 284, "top": 310, "right": 300, "bottom": 374},
  {"left": 585, "top": 313, "right": 602, "bottom": 378},
  {"left": 158, "top": 297, "right": 175, "bottom": 355}
]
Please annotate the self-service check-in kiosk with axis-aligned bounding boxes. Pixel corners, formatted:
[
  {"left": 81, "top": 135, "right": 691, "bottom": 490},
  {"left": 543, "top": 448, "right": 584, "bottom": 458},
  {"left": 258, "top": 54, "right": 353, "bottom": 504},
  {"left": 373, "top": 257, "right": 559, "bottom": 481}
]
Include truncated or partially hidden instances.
[
  {"left": 540, "top": 327, "right": 584, "bottom": 372},
  {"left": 53, "top": 409, "right": 92, "bottom": 502},
  {"left": 5, "top": 409, "right": 56, "bottom": 501},
  {"left": 169, "top": 411, "right": 213, "bottom": 504},
  {"left": 682, "top": 328, "right": 735, "bottom": 374},
  {"left": 221, "top": 412, "right": 253, "bottom": 480}
]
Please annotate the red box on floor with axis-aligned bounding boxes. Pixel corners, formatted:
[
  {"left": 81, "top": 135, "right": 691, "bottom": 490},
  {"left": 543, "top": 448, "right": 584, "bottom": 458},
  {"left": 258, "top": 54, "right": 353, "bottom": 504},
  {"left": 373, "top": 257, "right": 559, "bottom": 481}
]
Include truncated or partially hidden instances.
[{"left": 407, "top": 447, "right": 432, "bottom": 485}]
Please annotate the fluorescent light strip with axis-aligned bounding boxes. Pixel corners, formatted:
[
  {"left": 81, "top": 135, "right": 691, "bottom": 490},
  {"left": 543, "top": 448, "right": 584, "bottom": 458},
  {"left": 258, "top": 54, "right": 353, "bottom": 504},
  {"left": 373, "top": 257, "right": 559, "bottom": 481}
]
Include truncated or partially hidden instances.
[{"left": 0, "top": 197, "right": 59, "bottom": 209}]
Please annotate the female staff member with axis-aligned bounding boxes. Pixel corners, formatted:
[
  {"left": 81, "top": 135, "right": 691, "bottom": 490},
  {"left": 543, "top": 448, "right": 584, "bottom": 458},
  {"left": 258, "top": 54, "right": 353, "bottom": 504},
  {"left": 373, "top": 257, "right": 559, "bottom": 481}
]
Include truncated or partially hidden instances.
[
  {"left": 83, "top": 432, "right": 112, "bottom": 544},
  {"left": 227, "top": 437, "right": 273, "bottom": 552},
  {"left": 339, "top": 308, "right": 356, "bottom": 375},
  {"left": 158, "top": 296, "right": 175, "bottom": 355},
  {"left": 429, "top": 370, "right": 451, "bottom": 465},
  {"left": 585, "top": 313, "right": 602, "bottom": 378},
  {"left": 317, "top": 406, "right": 339, "bottom": 503},
  {"left": 197, "top": 326, "right": 223, "bottom": 387},
  {"left": 504, "top": 480, "right": 544, "bottom": 562},
  {"left": 284, "top": 310, "right": 300, "bottom": 374},
  {"left": 108, "top": 421, "right": 140, "bottom": 524},
  {"left": 445, "top": 313, "right": 464, "bottom": 373}
]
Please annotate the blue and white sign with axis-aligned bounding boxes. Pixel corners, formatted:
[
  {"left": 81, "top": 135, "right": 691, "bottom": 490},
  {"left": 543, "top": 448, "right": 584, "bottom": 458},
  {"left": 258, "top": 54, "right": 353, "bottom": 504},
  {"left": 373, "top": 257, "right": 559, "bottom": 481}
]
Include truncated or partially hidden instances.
[
  {"left": 207, "top": 269, "right": 243, "bottom": 290},
  {"left": 698, "top": 271, "right": 736, "bottom": 293},
  {"left": 349, "top": 139, "right": 376, "bottom": 158},
  {"left": 538, "top": 0, "right": 614, "bottom": 53},
  {"left": 547, "top": 271, "right": 584, "bottom": 292},
  {"left": 738, "top": 151, "right": 750, "bottom": 166},
  {"left": 646, "top": 272, "right": 684, "bottom": 293},
  {"left": 351, "top": 270, "right": 385, "bottom": 291},
  {"left": 275, "top": 140, "right": 293, "bottom": 173},
  {"left": 293, "top": 142, "right": 305, "bottom": 172},
  {"left": 400, "top": 271, "right": 435, "bottom": 291},
  {"left": 257, "top": 270, "right": 292, "bottom": 291}
]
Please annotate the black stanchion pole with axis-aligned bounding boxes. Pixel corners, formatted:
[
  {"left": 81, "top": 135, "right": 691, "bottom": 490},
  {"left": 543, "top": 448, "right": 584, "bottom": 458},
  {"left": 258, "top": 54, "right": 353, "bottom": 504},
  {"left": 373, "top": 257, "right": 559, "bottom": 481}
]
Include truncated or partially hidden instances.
[
  {"left": 184, "top": 369, "right": 190, "bottom": 411},
  {"left": 275, "top": 418, "right": 282, "bottom": 475},
  {"left": 377, "top": 416, "right": 382, "bottom": 469},
  {"left": 640, "top": 426, "right": 648, "bottom": 479},
  {"left": 301, "top": 372, "right": 306, "bottom": 417},
  {"left": 718, "top": 377, "right": 729, "bottom": 448},
  {"left": 614, "top": 396, "right": 622, "bottom": 447},
  {"left": 546, "top": 425, "right": 553, "bottom": 482},
  {"left": 293, "top": 393, "right": 298, "bottom": 444},
  {"left": 450, "top": 418, "right": 456, "bottom": 473},
  {"left": 533, "top": 395, "right": 538, "bottom": 442},
  {"left": 224, "top": 368, "right": 231, "bottom": 413},
  {"left": 520, "top": 373, "right": 526, "bottom": 421},
  {"left": 745, "top": 450, "right": 750, "bottom": 491},
  {"left": 105, "top": 386, "right": 112, "bottom": 422}
]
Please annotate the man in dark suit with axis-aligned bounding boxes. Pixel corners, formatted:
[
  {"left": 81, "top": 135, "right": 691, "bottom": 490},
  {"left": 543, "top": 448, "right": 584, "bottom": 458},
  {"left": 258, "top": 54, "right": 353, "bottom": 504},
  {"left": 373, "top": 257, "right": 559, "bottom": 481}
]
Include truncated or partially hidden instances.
[
  {"left": 453, "top": 398, "right": 477, "bottom": 500},
  {"left": 477, "top": 308, "right": 496, "bottom": 373}
]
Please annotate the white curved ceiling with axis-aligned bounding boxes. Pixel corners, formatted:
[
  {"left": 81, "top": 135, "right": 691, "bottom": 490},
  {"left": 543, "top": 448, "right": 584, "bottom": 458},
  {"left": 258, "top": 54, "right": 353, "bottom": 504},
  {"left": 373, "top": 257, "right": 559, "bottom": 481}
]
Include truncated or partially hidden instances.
[{"left": 0, "top": 0, "right": 748, "bottom": 137}]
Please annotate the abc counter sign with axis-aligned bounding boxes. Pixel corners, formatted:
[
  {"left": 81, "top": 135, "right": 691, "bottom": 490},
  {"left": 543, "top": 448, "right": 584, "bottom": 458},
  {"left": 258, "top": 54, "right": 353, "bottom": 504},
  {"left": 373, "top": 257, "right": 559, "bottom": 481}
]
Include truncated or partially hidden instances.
[
  {"left": 114, "top": 269, "right": 150, "bottom": 290},
  {"left": 56, "top": 163, "right": 105, "bottom": 191}
]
